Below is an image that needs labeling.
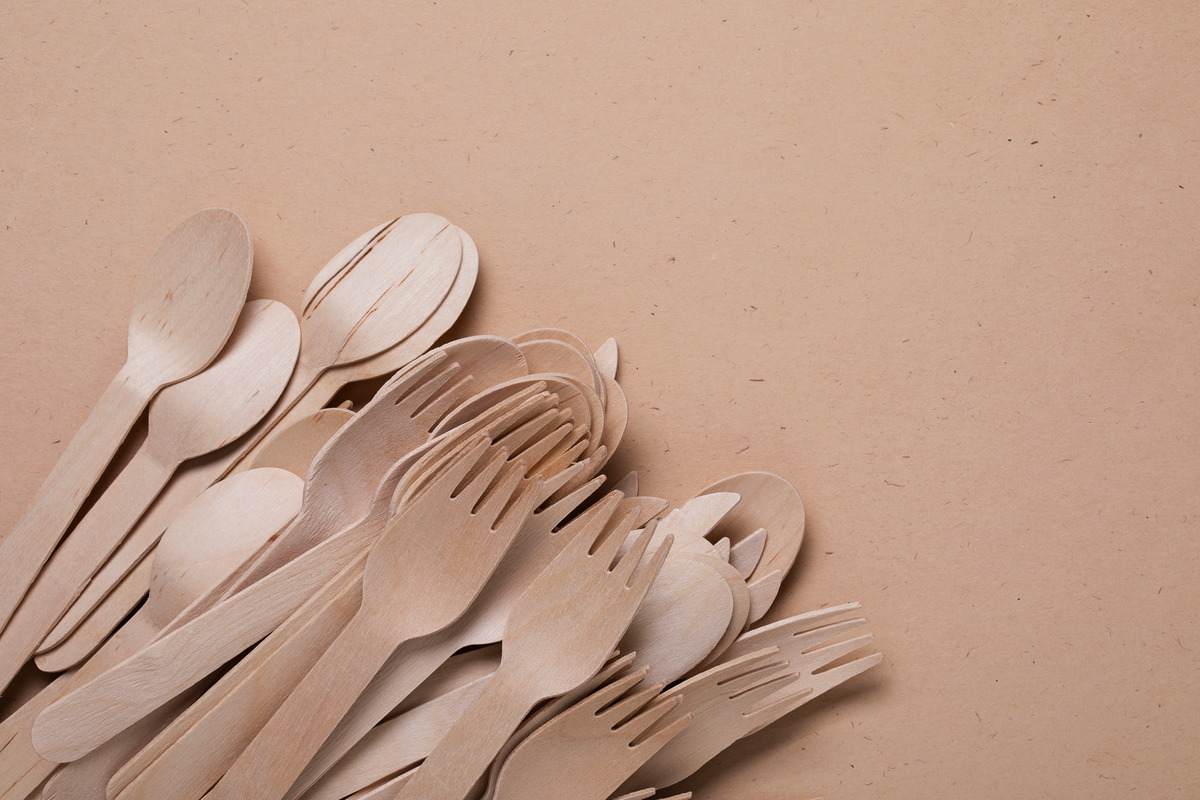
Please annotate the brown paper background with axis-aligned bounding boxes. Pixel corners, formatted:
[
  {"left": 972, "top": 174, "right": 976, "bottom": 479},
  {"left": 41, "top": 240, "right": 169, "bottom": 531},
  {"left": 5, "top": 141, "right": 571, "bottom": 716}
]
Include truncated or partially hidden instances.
[{"left": 2, "top": 2, "right": 1197, "bottom": 797}]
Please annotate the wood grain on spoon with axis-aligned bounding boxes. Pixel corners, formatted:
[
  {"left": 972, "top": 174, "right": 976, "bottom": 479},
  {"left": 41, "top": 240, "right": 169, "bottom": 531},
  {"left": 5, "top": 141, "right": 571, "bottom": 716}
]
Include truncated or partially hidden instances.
[
  {"left": 0, "top": 299, "right": 298, "bottom": 692},
  {"left": 0, "top": 209, "right": 252, "bottom": 643},
  {"left": 43, "top": 218, "right": 471, "bottom": 650}
]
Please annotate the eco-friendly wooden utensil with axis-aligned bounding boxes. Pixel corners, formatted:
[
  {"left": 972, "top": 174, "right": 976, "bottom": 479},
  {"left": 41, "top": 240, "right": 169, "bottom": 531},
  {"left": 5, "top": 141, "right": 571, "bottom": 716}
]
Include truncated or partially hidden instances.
[
  {"left": 0, "top": 209, "right": 252, "bottom": 638},
  {"left": 698, "top": 472, "right": 805, "bottom": 586},
  {"left": 619, "top": 649, "right": 794, "bottom": 792},
  {"left": 229, "top": 213, "right": 462, "bottom": 470},
  {"left": 205, "top": 436, "right": 546, "bottom": 800},
  {"left": 512, "top": 328, "right": 605, "bottom": 405},
  {"left": 34, "top": 554, "right": 155, "bottom": 672},
  {"left": 618, "top": 556, "right": 735, "bottom": 685},
  {"left": 727, "top": 527, "right": 766, "bottom": 580},
  {"left": 685, "top": 553, "right": 752, "bottom": 673},
  {"left": 250, "top": 226, "right": 481, "bottom": 440},
  {"left": 489, "top": 669, "right": 691, "bottom": 800},
  {"left": 745, "top": 568, "right": 785, "bottom": 625},
  {"left": 249, "top": 407, "right": 356, "bottom": 476},
  {"left": 113, "top": 406, "right": 576, "bottom": 800},
  {"left": 289, "top": 649, "right": 502, "bottom": 800},
  {"left": 394, "top": 506, "right": 671, "bottom": 800},
  {"left": 0, "top": 299, "right": 299, "bottom": 692},
  {"left": 283, "top": 490, "right": 667, "bottom": 800},
  {"left": 612, "top": 791, "right": 692, "bottom": 800},
  {"left": 594, "top": 338, "right": 618, "bottom": 380},
  {"left": 38, "top": 405, "right": 350, "bottom": 663},
  {"left": 0, "top": 468, "right": 301, "bottom": 800}
]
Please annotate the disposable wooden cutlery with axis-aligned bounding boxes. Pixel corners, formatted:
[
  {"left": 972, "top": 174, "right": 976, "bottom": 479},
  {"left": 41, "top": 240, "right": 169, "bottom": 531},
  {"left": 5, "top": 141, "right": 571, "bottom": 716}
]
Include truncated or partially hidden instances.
[
  {"left": 0, "top": 298, "right": 299, "bottom": 692},
  {"left": 393, "top": 502, "right": 672, "bottom": 800},
  {"left": 0, "top": 467, "right": 302, "bottom": 800},
  {"left": 203, "top": 435, "right": 546, "bottom": 800},
  {"left": 488, "top": 668, "right": 692, "bottom": 800},
  {"left": 0, "top": 209, "right": 252, "bottom": 639}
]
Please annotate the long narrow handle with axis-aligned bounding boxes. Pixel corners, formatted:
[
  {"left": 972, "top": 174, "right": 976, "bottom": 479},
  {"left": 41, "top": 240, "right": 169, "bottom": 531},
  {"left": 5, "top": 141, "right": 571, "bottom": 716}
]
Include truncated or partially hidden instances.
[
  {"left": 112, "top": 555, "right": 367, "bottom": 800},
  {"left": 0, "top": 364, "right": 154, "bottom": 633},
  {"left": 32, "top": 517, "right": 372, "bottom": 763},
  {"left": 286, "top": 628, "right": 463, "bottom": 799},
  {"left": 393, "top": 666, "right": 534, "bottom": 800},
  {"left": 0, "top": 446, "right": 174, "bottom": 692},
  {"left": 205, "top": 609, "right": 399, "bottom": 800},
  {"left": 0, "top": 607, "right": 157, "bottom": 800}
]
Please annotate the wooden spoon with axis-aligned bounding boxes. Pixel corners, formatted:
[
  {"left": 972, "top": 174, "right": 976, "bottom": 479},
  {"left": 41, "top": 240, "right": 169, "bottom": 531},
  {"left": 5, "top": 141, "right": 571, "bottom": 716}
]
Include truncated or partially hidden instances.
[
  {"left": 229, "top": 213, "right": 462, "bottom": 471},
  {"left": 38, "top": 405, "right": 350, "bottom": 661},
  {"left": 0, "top": 209, "right": 252, "bottom": 638},
  {"left": 277, "top": 226, "right": 480, "bottom": 427},
  {"left": 0, "top": 299, "right": 299, "bottom": 691},
  {"left": 249, "top": 407, "right": 356, "bottom": 476},
  {"left": 684, "top": 553, "right": 752, "bottom": 673},
  {"left": 45, "top": 220, "right": 469, "bottom": 653},
  {"left": 0, "top": 468, "right": 301, "bottom": 800},
  {"left": 698, "top": 472, "right": 805, "bottom": 586}
]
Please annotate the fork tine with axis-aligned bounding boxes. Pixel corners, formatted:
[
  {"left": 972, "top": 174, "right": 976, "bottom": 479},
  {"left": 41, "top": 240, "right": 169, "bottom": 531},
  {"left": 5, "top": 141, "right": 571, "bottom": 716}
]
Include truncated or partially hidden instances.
[
  {"left": 559, "top": 491, "right": 626, "bottom": 559},
  {"left": 394, "top": 362, "right": 464, "bottom": 416},
  {"left": 612, "top": 689, "right": 675, "bottom": 739},
  {"left": 495, "top": 408, "right": 568, "bottom": 456},
  {"left": 806, "top": 633, "right": 877, "bottom": 675},
  {"left": 533, "top": 473, "right": 605, "bottom": 527},
  {"left": 716, "top": 659, "right": 794, "bottom": 698},
  {"left": 505, "top": 420, "right": 574, "bottom": 471},
  {"left": 545, "top": 444, "right": 608, "bottom": 503},
  {"left": 578, "top": 669, "right": 650, "bottom": 717},
  {"left": 791, "top": 617, "right": 870, "bottom": 654},
  {"left": 599, "top": 681, "right": 666, "bottom": 727},
  {"left": 594, "top": 508, "right": 643, "bottom": 566},
  {"left": 414, "top": 374, "right": 477, "bottom": 425},
  {"left": 481, "top": 465, "right": 542, "bottom": 531},
  {"left": 730, "top": 669, "right": 802, "bottom": 707},
  {"left": 617, "top": 526, "right": 671, "bottom": 592},
  {"left": 456, "top": 447, "right": 511, "bottom": 509},
  {"left": 748, "top": 651, "right": 882, "bottom": 727},
  {"left": 629, "top": 705, "right": 691, "bottom": 752}
]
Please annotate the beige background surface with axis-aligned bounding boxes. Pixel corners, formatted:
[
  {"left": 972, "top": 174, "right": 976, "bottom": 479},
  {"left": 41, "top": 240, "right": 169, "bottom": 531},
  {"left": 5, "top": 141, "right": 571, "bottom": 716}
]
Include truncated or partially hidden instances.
[{"left": 2, "top": 2, "right": 1198, "bottom": 797}]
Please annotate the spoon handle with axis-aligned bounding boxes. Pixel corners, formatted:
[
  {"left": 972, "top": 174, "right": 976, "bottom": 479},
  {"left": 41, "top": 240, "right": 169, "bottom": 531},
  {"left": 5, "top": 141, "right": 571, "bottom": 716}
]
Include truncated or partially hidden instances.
[
  {"left": 0, "top": 362, "right": 155, "bottom": 623},
  {"left": 0, "top": 447, "right": 174, "bottom": 693}
]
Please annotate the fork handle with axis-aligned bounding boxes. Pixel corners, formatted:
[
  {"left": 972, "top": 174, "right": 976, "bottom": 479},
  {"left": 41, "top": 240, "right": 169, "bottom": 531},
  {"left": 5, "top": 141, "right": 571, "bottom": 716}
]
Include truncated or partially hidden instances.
[
  {"left": 204, "top": 609, "right": 396, "bottom": 800},
  {"left": 393, "top": 665, "right": 535, "bottom": 800}
]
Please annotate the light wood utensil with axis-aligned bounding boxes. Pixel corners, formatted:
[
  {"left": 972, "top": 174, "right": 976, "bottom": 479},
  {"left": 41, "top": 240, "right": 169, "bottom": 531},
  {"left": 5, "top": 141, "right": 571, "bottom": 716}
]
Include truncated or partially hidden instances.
[
  {"left": 698, "top": 472, "right": 805, "bottom": 586},
  {"left": 685, "top": 553, "right": 752, "bottom": 673},
  {"left": 516, "top": 339, "right": 604, "bottom": 404},
  {"left": 34, "top": 554, "right": 155, "bottom": 672},
  {"left": 38, "top": 405, "right": 349, "bottom": 662},
  {"left": 296, "top": 648, "right": 503, "bottom": 800},
  {"left": 0, "top": 299, "right": 299, "bottom": 691},
  {"left": 0, "top": 468, "right": 301, "bottom": 799},
  {"left": 618, "top": 555, "right": 735, "bottom": 685},
  {"left": 594, "top": 337, "right": 618, "bottom": 380},
  {"left": 620, "top": 649, "right": 795, "bottom": 792},
  {"left": 394, "top": 505, "right": 671, "bottom": 800},
  {"left": 727, "top": 527, "right": 766, "bottom": 580},
  {"left": 0, "top": 209, "right": 252, "bottom": 639},
  {"left": 283, "top": 489, "right": 666, "bottom": 800},
  {"left": 251, "top": 226, "right": 481, "bottom": 439},
  {"left": 113, "top": 405, "right": 575, "bottom": 800},
  {"left": 745, "top": 568, "right": 785, "bottom": 625},
  {"left": 512, "top": 328, "right": 605, "bottom": 405},
  {"left": 205, "top": 435, "right": 546, "bottom": 800},
  {"left": 489, "top": 669, "right": 691, "bottom": 800},
  {"left": 41, "top": 220, "right": 472, "bottom": 651},
  {"left": 249, "top": 407, "right": 356, "bottom": 476},
  {"left": 229, "top": 213, "right": 462, "bottom": 470}
]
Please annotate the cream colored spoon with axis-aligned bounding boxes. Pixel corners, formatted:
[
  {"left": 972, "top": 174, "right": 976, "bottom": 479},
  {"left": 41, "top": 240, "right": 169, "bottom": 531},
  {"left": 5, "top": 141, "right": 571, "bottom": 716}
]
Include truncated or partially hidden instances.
[
  {"left": 230, "top": 213, "right": 461, "bottom": 471},
  {"left": 45, "top": 219, "right": 467, "bottom": 652},
  {"left": 36, "top": 405, "right": 353, "bottom": 667},
  {"left": 699, "top": 472, "right": 805, "bottom": 586},
  {"left": 274, "top": 226, "right": 480, "bottom": 428},
  {"left": 0, "top": 468, "right": 302, "bottom": 800},
  {"left": 594, "top": 337, "right": 618, "bottom": 380},
  {"left": 511, "top": 328, "right": 605, "bottom": 404},
  {"left": 0, "top": 299, "right": 299, "bottom": 692},
  {"left": 0, "top": 209, "right": 252, "bottom": 640}
]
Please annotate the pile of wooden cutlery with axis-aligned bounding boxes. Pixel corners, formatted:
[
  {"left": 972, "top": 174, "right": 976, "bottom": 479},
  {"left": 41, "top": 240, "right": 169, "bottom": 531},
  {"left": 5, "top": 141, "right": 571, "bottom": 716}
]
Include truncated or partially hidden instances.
[{"left": 0, "top": 209, "right": 881, "bottom": 800}]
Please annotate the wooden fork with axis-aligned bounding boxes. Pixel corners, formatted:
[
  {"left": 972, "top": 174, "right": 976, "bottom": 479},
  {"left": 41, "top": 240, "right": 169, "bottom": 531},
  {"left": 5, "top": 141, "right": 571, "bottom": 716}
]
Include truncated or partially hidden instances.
[
  {"left": 488, "top": 668, "right": 692, "bottom": 800},
  {"left": 204, "top": 435, "right": 545, "bottom": 800},
  {"left": 394, "top": 503, "right": 672, "bottom": 800}
]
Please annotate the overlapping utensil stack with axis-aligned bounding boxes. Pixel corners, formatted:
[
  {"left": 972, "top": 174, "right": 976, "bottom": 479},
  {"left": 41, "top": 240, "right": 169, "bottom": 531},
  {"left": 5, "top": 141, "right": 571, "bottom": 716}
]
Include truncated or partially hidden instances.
[{"left": 0, "top": 210, "right": 881, "bottom": 800}]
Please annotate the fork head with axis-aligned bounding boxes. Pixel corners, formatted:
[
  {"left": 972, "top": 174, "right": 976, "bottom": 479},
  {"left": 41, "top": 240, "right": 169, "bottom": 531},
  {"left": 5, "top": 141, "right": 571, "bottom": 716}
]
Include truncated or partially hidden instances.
[
  {"left": 503, "top": 497, "right": 674, "bottom": 698},
  {"left": 361, "top": 433, "right": 545, "bottom": 634}
]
